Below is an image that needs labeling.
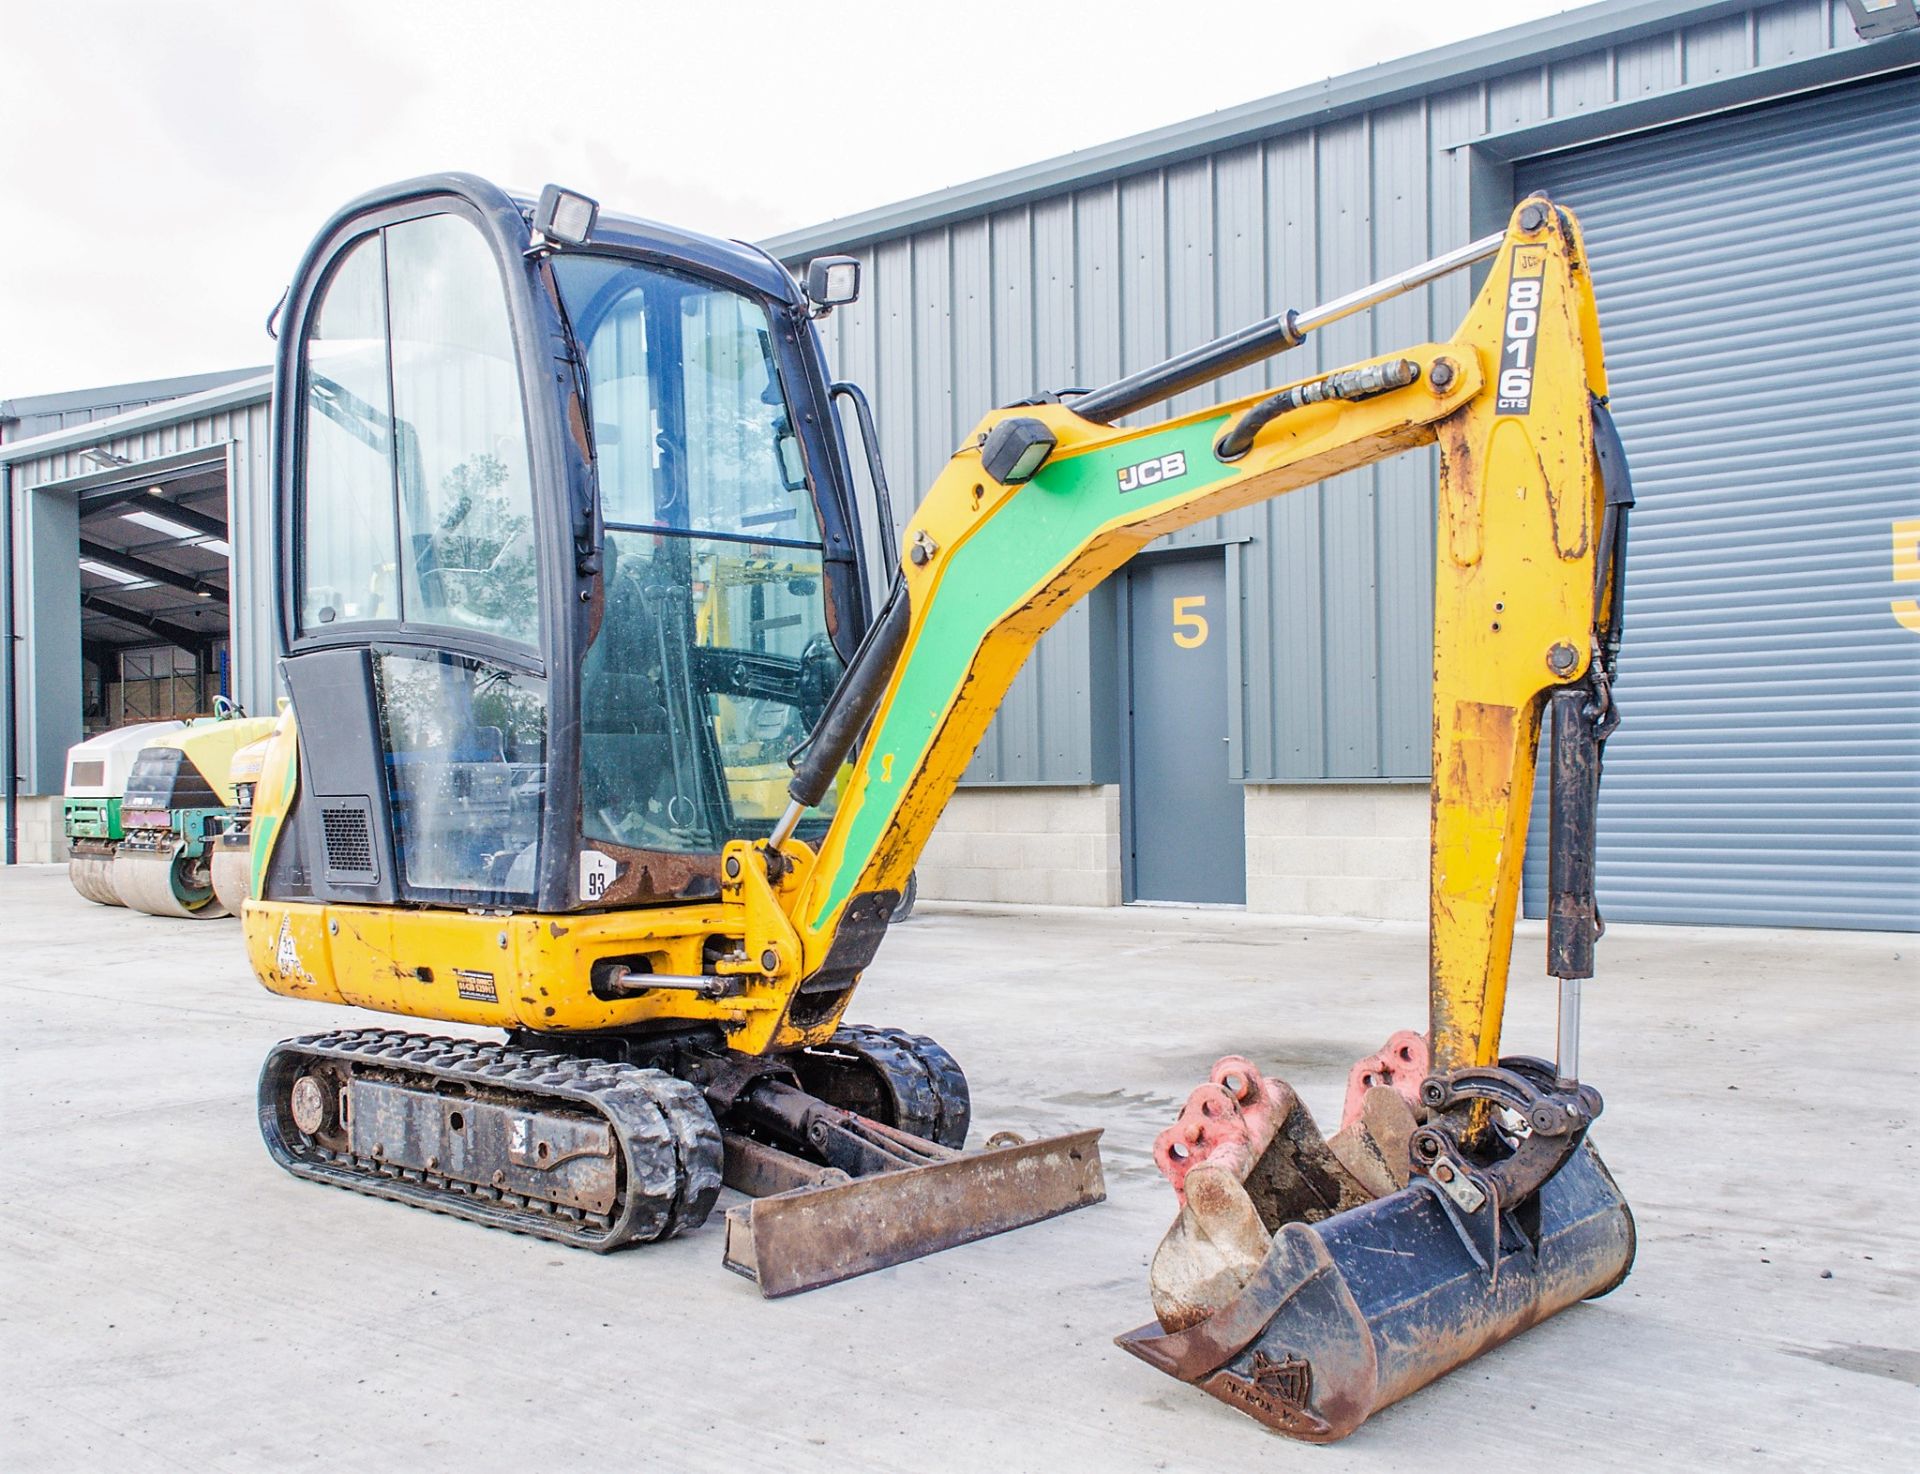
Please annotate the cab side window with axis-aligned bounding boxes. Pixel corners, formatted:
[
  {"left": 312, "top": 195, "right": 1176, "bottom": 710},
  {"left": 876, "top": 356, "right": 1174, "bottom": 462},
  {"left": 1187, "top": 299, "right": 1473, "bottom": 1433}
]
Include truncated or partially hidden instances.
[
  {"left": 296, "top": 211, "right": 539, "bottom": 648},
  {"left": 387, "top": 215, "right": 539, "bottom": 647},
  {"left": 300, "top": 235, "right": 401, "bottom": 627}
]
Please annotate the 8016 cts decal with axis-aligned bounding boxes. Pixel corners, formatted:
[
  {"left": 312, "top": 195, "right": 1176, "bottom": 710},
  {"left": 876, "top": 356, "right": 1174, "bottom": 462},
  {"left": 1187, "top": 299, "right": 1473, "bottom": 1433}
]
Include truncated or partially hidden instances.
[{"left": 1496, "top": 245, "right": 1548, "bottom": 415}]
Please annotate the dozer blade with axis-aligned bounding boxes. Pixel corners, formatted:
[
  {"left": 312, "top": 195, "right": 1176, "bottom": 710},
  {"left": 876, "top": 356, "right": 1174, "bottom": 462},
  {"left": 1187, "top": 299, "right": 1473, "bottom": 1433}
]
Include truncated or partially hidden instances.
[
  {"left": 723, "top": 1127, "right": 1104, "bottom": 1297},
  {"left": 1118, "top": 1141, "right": 1633, "bottom": 1441}
]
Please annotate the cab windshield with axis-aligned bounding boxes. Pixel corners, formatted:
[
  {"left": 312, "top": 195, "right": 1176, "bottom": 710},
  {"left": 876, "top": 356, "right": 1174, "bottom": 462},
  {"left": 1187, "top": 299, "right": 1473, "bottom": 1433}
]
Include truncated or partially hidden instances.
[{"left": 552, "top": 255, "right": 843, "bottom": 858}]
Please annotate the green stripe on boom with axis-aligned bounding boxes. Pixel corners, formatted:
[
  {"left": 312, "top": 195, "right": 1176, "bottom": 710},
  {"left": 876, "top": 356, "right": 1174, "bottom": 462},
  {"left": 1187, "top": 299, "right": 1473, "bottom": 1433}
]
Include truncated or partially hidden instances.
[{"left": 810, "top": 413, "right": 1233, "bottom": 927}]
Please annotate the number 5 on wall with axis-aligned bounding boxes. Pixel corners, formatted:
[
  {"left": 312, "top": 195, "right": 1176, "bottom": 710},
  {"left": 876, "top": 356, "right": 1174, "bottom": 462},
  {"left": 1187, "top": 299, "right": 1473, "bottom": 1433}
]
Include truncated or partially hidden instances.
[
  {"left": 1172, "top": 595, "right": 1209, "bottom": 648},
  {"left": 1894, "top": 518, "right": 1920, "bottom": 635}
]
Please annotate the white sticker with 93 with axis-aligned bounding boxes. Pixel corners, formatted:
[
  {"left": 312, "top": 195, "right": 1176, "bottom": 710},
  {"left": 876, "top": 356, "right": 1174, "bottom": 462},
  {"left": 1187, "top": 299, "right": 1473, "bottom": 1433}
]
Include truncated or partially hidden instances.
[{"left": 580, "top": 850, "right": 617, "bottom": 902}]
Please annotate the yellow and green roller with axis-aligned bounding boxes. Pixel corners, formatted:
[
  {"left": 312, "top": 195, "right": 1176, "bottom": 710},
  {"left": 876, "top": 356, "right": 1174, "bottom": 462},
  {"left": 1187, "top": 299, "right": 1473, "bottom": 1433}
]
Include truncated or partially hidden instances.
[{"left": 65, "top": 702, "right": 276, "bottom": 919}]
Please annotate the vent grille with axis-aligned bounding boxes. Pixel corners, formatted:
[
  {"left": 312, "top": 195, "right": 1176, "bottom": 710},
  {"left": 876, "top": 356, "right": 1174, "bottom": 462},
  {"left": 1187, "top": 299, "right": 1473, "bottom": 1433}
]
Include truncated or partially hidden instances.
[{"left": 318, "top": 798, "right": 378, "bottom": 885}]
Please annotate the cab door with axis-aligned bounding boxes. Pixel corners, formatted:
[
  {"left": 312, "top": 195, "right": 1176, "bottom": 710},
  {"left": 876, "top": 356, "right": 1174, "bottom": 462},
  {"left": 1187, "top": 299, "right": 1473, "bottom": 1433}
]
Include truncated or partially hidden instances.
[{"left": 277, "top": 203, "right": 556, "bottom": 911}]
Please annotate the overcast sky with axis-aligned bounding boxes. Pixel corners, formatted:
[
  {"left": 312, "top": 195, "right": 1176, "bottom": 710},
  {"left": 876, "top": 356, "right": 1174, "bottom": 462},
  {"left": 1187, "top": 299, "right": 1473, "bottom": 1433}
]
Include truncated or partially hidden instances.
[{"left": 1, "top": 0, "right": 1577, "bottom": 397}]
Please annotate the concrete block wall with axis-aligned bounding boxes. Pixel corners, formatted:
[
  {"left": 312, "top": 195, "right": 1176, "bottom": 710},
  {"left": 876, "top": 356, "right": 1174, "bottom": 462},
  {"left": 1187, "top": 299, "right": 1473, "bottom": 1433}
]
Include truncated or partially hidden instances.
[
  {"left": 1244, "top": 784, "right": 1428, "bottom": 922},
  {"left": 13, "top": 796, "right": 70, "bottom": 864},
  {"left": 916, "top": 785, "right": 1121, "bottom": 907}
]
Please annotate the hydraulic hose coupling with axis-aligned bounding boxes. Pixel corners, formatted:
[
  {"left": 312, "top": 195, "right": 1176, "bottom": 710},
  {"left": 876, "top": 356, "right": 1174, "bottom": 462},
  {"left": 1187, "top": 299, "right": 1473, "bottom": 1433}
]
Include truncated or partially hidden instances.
[{"left": 1214, "top": 358, "right": 1421, "bottom": 462}]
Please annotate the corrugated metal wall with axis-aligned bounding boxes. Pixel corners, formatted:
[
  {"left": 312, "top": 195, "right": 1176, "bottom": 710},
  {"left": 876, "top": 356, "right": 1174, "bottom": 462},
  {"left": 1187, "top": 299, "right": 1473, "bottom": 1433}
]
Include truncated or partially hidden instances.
[
  {"left": 0, "top": 369, "right": 262, "bottom": 442},
  {"left": 802, "top": 0, "right": 1874, "bottom": 786},
  {"left": 1519, "top": 72, "right": 1920, "bottom": 930},
  {"left": 5, "top": 393, "right": 278, "bottom": 739}
]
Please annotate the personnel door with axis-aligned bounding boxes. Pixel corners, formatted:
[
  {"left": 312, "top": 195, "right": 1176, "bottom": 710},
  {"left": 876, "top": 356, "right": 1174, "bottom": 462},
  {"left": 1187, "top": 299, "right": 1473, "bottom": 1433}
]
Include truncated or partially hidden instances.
[{"left": 1125, "top": 550, "right": 1245, "bottom": 904}]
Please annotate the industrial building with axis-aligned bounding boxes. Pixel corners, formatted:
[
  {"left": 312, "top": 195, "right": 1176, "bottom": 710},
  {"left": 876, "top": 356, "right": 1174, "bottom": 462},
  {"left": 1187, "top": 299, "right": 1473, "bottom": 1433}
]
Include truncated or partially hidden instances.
[{"left": 4, "top": 0, "right": 1916, "bottom": 930}]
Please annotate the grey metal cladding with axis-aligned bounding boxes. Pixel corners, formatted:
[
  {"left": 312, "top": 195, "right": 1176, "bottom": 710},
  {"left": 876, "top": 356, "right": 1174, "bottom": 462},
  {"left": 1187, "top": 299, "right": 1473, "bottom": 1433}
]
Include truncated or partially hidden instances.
[
  {"left": 797, "top": 0, "right": 1880, "bottom": 788},
  {"left": 4, "top": 389, "right": 278, "bottom": 731},
  {"left": 1520, "top": 72, "right": 1920, "bottom": 932}
]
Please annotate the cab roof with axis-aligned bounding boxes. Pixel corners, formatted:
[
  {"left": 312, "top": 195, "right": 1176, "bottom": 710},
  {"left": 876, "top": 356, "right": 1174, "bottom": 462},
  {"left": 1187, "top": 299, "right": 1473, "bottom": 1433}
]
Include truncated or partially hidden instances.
[
  {"left": 319, "top": 173, "right": 803, "bottom": 308},
  {"left": 559, "top": 200, "right": 803, "bottom": 307}
]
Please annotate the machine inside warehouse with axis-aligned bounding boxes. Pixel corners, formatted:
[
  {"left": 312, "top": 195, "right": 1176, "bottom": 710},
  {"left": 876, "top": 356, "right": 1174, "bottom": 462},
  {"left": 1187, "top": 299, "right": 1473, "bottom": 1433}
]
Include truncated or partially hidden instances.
[{"left": 237, "top": 172, "right": 1633, "bottom": 1440}]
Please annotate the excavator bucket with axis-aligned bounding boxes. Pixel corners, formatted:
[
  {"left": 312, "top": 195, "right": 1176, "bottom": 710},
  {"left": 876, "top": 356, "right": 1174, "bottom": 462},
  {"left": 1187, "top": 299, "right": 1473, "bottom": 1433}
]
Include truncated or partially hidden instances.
[
  {"left": 721, "top": 1124, "right": 1106, "bottom": 1296},
  {"left": 1118, "top": 1053, "right": 1633, "bottom": 1441}
]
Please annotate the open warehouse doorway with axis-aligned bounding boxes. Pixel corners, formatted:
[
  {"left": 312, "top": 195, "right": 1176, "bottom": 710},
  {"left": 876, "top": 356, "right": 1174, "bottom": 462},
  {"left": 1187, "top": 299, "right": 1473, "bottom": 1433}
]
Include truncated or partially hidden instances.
[{"left": 75, "top": 455, "right": 234, "bottom": 734}]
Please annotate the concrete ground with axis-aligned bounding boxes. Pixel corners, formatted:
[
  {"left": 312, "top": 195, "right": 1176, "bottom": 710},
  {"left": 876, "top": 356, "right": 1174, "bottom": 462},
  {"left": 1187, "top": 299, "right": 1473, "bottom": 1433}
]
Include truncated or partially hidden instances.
[{"left": 1, "top": 862, "right": 1914, "bottom": 1472}]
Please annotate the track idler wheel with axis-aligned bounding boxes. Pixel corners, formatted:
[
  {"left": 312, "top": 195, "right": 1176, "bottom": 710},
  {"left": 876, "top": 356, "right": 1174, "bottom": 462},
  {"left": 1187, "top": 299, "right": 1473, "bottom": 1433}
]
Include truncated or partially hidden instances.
[
  {"left": 793, "top": 1023, "right": 971, "bottom": 1148},
  {"left": 1120, "top": 1043, "right": 1635, "bottom": 1441},
  {"left": 113, "top": 847, "right": 228, "bottom": 919}
]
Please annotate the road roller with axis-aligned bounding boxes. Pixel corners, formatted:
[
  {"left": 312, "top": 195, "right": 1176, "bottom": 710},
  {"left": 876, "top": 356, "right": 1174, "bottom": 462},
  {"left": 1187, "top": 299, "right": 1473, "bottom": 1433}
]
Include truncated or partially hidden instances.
[
  {"left": 114, "top": 702, "right": 277, "bottom": 918},
  {"left": 62, "top": 719, "right": 190, "bottom": 906}
]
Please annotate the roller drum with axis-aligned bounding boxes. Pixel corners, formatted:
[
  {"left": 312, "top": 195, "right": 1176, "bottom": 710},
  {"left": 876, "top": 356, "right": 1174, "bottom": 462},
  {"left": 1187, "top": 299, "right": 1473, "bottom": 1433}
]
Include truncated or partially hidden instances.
[
  {"left": 112, "top": 849, "right": 229, "bottom": 920},
  {"left": 68, "top": 851, "right": 125, "bottom": 907},
  {"left": 210, "top": 844, "right": 254, "bottom": 917}
]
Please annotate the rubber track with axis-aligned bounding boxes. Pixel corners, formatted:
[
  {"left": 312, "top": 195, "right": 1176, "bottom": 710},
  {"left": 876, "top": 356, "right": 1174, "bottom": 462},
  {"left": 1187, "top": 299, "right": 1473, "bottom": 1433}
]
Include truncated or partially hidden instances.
[
  {"left": 259, "top": 1030, "right": 722, "bottom": 1251},
  {"left": 827, "top": 1024, "right": 972, "bottom": 1149}
]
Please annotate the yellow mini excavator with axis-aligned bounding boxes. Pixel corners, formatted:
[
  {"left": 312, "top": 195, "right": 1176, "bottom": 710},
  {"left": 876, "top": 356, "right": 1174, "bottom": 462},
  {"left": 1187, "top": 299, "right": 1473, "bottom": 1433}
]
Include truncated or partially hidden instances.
[{"left": 243, "top": 175, "right": 1634, "bottom": 1440}]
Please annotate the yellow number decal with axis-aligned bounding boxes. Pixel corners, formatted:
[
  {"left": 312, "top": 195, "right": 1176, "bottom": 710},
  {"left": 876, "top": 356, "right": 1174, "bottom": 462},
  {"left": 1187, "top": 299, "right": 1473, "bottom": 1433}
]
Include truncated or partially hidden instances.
[
  {"left": 1894, "top": 518, "right": 1920, "bottom": 635},
  {"left": 880, "top": 753, "right": 895, "bottom": 783},
  {"left": 1172, "top": 595, "right": 1209, "bottom": 649}
]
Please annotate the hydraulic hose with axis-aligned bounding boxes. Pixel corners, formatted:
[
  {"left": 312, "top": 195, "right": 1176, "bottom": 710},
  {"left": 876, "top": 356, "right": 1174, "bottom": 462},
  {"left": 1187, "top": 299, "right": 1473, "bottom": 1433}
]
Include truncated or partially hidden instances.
[
  {"left": 771, "top": 584, "right": 913, "bottom": 846},
  {"left": 1214, "top": 359, "right": 1421, "bottom": 462}
]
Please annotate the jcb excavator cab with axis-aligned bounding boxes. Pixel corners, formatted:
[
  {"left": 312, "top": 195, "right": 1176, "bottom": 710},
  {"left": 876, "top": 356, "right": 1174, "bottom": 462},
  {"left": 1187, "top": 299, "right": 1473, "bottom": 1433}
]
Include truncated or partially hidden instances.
[
  {"left": 247, "top": 174, "right": 1102, "bottom": 1294},
  {"left": 267, "top": 174, "right": 870, "bottom": 916}
]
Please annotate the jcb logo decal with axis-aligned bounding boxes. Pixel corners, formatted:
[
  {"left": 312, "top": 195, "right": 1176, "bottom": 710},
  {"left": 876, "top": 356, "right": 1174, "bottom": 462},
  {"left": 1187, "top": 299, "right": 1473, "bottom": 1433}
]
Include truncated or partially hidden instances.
[
  {"left": 1118, "top": 450, "right": 1187, "bottom": 495},
  {"left": 1496, "top": 245, "right": 1547, "bottom": 415}
]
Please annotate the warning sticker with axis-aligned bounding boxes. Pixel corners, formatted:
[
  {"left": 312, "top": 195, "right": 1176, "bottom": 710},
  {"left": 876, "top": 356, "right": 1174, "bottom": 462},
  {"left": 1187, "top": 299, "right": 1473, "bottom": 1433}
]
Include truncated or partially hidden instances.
[
  {"left": 274, "top": 916, "right": 303, "bottom": 975},
  {"left": 1496, "top": 245, "right": 1548, "bottom": 415},
  {"left": 454, "top": 969, "right": 499, "bottom": 1003}
]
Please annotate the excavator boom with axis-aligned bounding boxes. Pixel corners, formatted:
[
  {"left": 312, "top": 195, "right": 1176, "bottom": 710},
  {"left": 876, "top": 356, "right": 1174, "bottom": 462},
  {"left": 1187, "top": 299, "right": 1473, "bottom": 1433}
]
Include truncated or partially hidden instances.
[{"left": 773, "top": 196, "right": 1617, "bottom": 1077}]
